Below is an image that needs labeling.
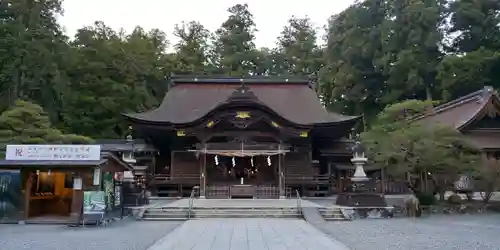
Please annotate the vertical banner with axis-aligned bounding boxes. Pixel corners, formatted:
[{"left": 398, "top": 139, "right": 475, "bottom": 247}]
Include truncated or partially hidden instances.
[
  {"left": 114, "top": 184, "right": 121, "bottom": 207},
  {"left": 93, "top": 167, "right": 101, "bottom": 186},
  {"left": 102, "top": 173, "right": 114, "bottom": 211},
  {"left": 0, "top": 170, "right": 21, "bottom": 222}
]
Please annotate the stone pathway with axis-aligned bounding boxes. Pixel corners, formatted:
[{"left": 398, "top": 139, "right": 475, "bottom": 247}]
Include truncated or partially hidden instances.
[{"left": 147, "top": 219, "right": 350, "bottom": 250}]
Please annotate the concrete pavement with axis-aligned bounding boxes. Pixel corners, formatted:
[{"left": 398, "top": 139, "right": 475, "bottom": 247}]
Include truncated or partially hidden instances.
[{"left": 147, "top": 218, "right": 350, "bottom": 250}]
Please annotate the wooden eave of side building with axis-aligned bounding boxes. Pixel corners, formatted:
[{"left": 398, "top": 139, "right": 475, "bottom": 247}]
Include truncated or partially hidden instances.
[
  {"left": 414, "top": 86, "right": 500, "bottom": 149},
  {"left": 123, "top": 76, "right": 360, "bottom": 139},
  {"left": 96, "top": 139, "right": 157, "bottom": 153}
]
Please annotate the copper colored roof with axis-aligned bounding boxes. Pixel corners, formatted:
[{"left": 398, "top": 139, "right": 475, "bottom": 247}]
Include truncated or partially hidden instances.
[
  {"left": 124, "top": 77, "right": 359, "bottom": 126},
  {"left": 414, "top": 86, "right": 499, "bottom": 130}
]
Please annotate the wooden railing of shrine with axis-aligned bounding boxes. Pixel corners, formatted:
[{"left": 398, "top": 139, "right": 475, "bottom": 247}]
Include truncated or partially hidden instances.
[
  {"left": 285, "top": 174, "right": 330, "bottom": 185},
  {"left": 151, "top": 152, "right": 201, "bottom": 186}
]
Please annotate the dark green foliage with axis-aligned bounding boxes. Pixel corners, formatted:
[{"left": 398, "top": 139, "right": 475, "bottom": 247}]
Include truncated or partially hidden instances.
[
  {"left": 416, "top": 192, "right": 437, "bottom": 206},
  {"left": 0, "top": 100, "right": 92, "bottom": 145},
  {"left": 0, "top": 0, "right": 498, "bottom": 144}
]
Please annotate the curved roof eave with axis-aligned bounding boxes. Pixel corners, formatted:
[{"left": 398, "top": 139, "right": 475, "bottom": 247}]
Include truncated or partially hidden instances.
[{"left": 123, "top": 110, "right": 361, "bottom": 129}]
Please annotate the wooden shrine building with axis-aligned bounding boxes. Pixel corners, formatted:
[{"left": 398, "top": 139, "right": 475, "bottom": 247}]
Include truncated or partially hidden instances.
[
  {"left": 415, "top": 86, "right": 500, "bottom": 157},
  {"left": 124, "top": 76, "right": 362, "bottom": 198}
]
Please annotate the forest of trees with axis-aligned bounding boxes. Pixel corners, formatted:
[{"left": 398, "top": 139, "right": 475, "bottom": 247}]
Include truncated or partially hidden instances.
[{"left": 0, "top": 0, "right": 499, "bottom": 141}]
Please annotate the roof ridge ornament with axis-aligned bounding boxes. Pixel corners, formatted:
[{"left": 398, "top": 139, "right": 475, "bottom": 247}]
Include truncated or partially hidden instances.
[{"left": 225, "top": 81, "right": 260, "bottom": 103}]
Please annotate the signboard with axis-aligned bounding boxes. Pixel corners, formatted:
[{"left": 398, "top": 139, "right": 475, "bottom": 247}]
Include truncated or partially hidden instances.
[
  {"left": 0, "top": 170, "right": 21, "bottom": 222},
  {"left": 5, "top": 145, "right": 101, "bottom": 161},
  {"left": 83, "top": 191, "right": 106, "bottom": 214},
  {"left": 114, "top": 185, "right": 121, "bottom": 207},
  {"left": 73, "top": 177, "right": 82, "bottom": 190},
  {"left": 92, "top": 167, "right": 101, "bottom": 186}
]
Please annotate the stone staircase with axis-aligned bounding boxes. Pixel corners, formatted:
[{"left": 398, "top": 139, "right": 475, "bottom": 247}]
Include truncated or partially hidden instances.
[
  {"left": 141, "top": 206, "right": 301, "bottom": 220},
  {"left": 318, "top": 207, "right": 348, "bottom": 220},
  {"left": 192, "top": 207, "right": 300, "bottom": 219},
  {"left": 141, "top": 207, "right": 189, "bottom": 221}
]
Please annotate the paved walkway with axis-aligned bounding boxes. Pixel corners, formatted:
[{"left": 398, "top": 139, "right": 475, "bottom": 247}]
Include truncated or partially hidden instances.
[{"left": 147, "top": 219, "right": 350, "bottom": 250}]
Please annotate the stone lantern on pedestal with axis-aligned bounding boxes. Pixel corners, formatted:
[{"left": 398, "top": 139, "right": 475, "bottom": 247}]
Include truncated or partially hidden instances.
[
  {"left": 350, "top": 141, "right": 369, "bottom": 183},
  {"left": 336, "top": 139, "right": 391, "bottom": 217}
]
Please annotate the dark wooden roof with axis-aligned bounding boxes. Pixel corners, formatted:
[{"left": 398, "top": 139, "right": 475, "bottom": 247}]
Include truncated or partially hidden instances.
[
  {"left": 414, "top": 86, "right": 499, "bottom": 130},
  {"left": 96, "top": 139, "right": 157, "bottom": 152},
  {"left": 124, "top": 76, "right": 359, "bottom": 127}
]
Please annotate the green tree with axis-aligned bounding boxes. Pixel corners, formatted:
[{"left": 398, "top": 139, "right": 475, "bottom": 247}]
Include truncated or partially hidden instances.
[
  {"left": 211, "top": 4, "right": 258, "bottom": 76},
  {"left": 0, "top": 100, "right": 92, "bottom": 145},
  {"left": 447, "top": 0, "right": 500, "bottom": 53},
  {"left": 473, "top": 158, "right": 500, "bottom": 204},
  {"left": 437, "top": 48, "right": 500, "bottom": 100},
  {"left": 277, "top": 16, "right": 323, "bottom": 76},
  {"left": 361, "top": 100, "right": 479, "bottom": 198},
  {"left": 436, "top": 0, "right": 500, "bottom": 100},
  {"left": 381, "top": 0, "right": 446, "bottom": 101},
  {"left": 62, "top": 22, "right": 170, "bottom": 138},
  {"left": 0, "top": 0, "right": 70, "bottom": 123},
  {"left": 172, "top": 21, "right": 210, "bottom": 74},
  {"left": 320, "top": 0, "right": 387, "bottom": 122}
]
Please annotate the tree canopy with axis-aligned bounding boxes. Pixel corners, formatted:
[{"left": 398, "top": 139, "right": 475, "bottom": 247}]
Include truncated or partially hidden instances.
[
  {"left": 0, "top": 0, "right": 498, "bottom": 140},
  {"left": 0, "top": 100, "right": 92, "bottom": 145}
]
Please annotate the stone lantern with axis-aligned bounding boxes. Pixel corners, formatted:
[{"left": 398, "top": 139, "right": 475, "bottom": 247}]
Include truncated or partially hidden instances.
[{"left": 350, "top": 141, "right": 369, "bottom": 183}]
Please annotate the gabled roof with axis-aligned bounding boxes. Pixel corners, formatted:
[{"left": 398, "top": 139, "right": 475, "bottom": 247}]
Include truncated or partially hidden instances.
[
  {"left": 124, "top": 76, "right": 360, "bottom": 127},
  {"left": 414, "top": 86, "right": 499, "bottom": 130}
]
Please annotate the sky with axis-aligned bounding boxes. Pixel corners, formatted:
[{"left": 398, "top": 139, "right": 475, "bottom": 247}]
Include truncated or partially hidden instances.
[{"left": 58, "top": 0, "right": 356, "bottom": 49}]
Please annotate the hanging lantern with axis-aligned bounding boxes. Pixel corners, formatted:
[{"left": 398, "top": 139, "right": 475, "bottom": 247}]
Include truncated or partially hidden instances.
[
  {"left": 214, "top": 155, "right": 219, "bottom": 166},
  {"left": 251, "top": 157, "right": 254, "bottom": 167},
  {"left": 232, "top": 157, "right": 236, "bottom": 167},
  {"left": 267, "top": 156, "right": 271, "bottom": 166}
]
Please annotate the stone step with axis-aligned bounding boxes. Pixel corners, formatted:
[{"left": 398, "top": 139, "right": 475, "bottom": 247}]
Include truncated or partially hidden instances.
[
  {"left": 142, "top": 207, "right": 302, "bottom": 220},
  {"left": 318, "top": 207, "right": 347, "bottom": 220},
  {"left": 144, "top": 211, "right": 298, "bottom": 216},
  {"left": 192, "top": 214, "right": 300, "bottom": 218},
  {"left": 142, "top": 217, "right": 187, "bottom": 221}
]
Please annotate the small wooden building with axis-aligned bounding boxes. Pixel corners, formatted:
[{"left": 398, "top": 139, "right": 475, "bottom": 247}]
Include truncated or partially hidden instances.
[
  {"left": 0, "top": 145, "right": 132, "bottom": 224},
  {"left": 124, "top": 76, "right": 369, "bottom": 198}
]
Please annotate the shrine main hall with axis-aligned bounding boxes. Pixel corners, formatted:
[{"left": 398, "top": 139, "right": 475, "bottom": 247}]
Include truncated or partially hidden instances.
[{"left": 123, "top": 76, "right": 374, "bottom": 199}]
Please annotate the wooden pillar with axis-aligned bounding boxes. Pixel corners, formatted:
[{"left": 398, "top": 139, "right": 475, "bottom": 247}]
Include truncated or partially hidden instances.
[
  {"left": 23, "top": 172, "right": 33, "bottom": 221},
  {"left": 279, "top": 152, "right": 285, "bottom": 199},
  {"left": 150, "top": 152, "right": 158, "bottom": 197},
  {"left": 70, "top": 189, "right": 83, "bottom": 223},
  {"left": 152, "top": 151, "right": 157, "bottom": 175},
  {"left": 70, "top": 173, "right": 83, "bottom": 224},
  {"left": 170, "top": 151, "right": 174, "bottom": 177},
  {"left": 381, "top": 167, "right": 386, "bottom": 194},
  {"left": 200, "top": 144, "right": 207, "bottom": 199}
]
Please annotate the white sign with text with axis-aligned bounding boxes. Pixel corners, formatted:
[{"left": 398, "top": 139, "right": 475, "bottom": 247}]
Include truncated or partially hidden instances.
[{"left": 5, "top": 145, "right": 101, "bottom": 161}]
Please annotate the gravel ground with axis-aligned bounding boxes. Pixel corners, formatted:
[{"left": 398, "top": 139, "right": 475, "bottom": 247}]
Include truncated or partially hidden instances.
[
  {"left": 322, "top": 214, "right": 500, "bottom": 250},
  {"left": 0, "top": 219, "right": 182, "bottom": 250}
]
